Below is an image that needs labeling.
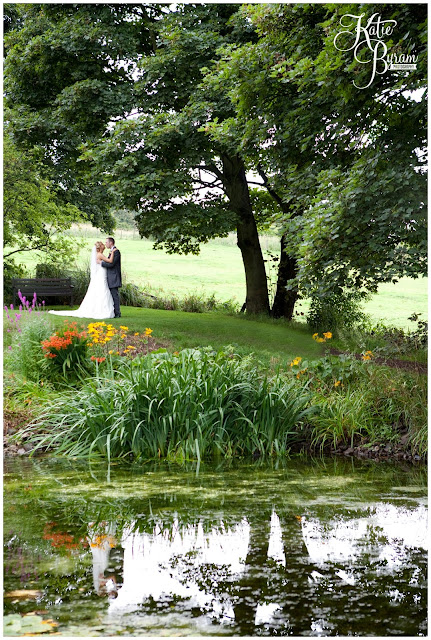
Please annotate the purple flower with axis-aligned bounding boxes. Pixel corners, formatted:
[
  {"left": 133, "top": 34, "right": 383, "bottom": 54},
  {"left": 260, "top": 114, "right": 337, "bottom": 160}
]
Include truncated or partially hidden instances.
[
  {"left": 8, "top": 346, "right": 12, "bottom": 351},
  {"left": 42, "top": 301, "right": 45, "bottom": 305},
  {"left": 10, "top": 304, "right": 14, "bottom": 310},
  {"left": 19, "top": 305, "right": 22, "bottom": 312},
  {"left": 4, "top": 305, "right": 8, "bottom": 312},
  {"left": 15, "top": 314, "right": 21, "bottom": 321},
  {"left": 7, "top": 329, "right": 10, "bottom": 332}
]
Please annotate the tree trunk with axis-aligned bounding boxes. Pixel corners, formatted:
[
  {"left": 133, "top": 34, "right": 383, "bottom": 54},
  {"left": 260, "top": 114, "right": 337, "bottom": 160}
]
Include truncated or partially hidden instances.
[
  {"left": 222, "top": 154, "right": 270, "bottom": 315},
  {"left": 271, "top": 233, "right": 299, "bottom": 320}
]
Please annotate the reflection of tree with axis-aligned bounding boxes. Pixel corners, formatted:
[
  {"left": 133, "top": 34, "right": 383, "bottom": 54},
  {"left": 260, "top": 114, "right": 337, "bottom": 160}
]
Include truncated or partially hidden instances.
[
  {"left": 233, "top": 514, "right": 272, "bottom": 634},
  {"left": 4, "top": 457, "right": 428, "bottom": 635}
]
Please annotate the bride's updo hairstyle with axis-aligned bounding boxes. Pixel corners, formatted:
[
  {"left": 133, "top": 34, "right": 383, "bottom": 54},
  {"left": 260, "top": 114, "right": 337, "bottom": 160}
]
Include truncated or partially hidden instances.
[{"left": 95, "top": 241, "right": 105, "bottom": 252}]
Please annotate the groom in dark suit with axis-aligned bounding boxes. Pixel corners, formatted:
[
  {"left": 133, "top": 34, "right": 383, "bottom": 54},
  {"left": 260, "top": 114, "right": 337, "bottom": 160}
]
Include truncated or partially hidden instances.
[{"left": 101, "top": 237, "right": 122, "bottom": 318}]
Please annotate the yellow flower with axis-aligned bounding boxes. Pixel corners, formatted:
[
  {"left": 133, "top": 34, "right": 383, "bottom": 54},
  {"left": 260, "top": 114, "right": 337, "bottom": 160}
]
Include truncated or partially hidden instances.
[
  {"left": 365, "top": 350, "right": 373, "bottom": 357},
  {"left": 127, "top": 346, "right": 136, "bottom": 350},
  {"left": 145, "top": 328, "right": 153, "bottom": 335},
  {"left": 334, "top": 380, "right": 341, "bottom": 387},
  {"left": 108, "top": 350, "right": 114, "bottom": 355},
  {"left": 362, "top": 355, "right": 371, "bottom": 361},
  {"left": 323, "top": 332, "right": 332, "bottom": 339},
  {"left": 290, "top": 357, "right": 302, "bottom": 367},
  {"left": 312, "top": 333, "right": 319, "bottom": 340},
  {"left": 120, "top": 334, "right": 126, "bottom": 339},
  {"left": 316, "top": 337, "right": 326, "bottom": 343},
  {"left": 120, "top": 325, "right": 129, "bottom": 331},
  {"left": 134, "top": 332, "right": 139, "bottom": 336}
]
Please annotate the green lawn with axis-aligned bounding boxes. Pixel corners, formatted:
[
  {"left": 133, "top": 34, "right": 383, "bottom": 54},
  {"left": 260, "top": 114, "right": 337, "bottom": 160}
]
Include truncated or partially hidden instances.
[
  {"left": 42, "top": 307, "right": 325, "bottom": 369},
  {"left": 18, "top": 227, "right": 427, "bottom": 329}
]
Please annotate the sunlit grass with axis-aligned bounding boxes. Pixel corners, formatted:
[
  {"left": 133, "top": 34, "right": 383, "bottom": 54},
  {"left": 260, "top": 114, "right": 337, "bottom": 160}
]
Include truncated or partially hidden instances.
[{"left": 17, "top": 229, "right": 427, "bottom": 328}]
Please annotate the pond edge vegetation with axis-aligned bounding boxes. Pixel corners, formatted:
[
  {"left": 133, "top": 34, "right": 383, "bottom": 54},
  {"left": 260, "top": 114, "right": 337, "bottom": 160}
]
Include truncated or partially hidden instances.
[{"left": 4, "top": 305, "right": 427, "bottom": 464}]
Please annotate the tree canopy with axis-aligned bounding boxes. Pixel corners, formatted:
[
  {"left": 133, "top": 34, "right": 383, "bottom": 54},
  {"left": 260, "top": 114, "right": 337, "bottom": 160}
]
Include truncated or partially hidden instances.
[
  {"left": 3, "top": 132, "right": 85, "bottom": 261},
  {"left": 4, "top": 3, "right": 427, "bottom": 315}
]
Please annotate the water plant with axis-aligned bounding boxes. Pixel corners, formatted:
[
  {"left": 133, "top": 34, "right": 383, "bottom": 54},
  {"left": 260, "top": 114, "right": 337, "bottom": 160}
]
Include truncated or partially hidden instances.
[{"left": 21, "top": 349, "right": 313, "bottom": 460}]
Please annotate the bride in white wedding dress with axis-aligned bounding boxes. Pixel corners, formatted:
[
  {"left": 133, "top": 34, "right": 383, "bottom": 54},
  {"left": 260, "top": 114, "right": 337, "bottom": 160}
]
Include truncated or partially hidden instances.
[{"left": 49, "top": 242, "right": 116, "bottom": 319}]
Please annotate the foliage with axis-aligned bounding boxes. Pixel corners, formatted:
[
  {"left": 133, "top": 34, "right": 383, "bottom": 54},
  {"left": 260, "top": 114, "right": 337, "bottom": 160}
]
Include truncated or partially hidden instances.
[
  {"left": 306, "top": 366, "right": 427, "bottom": 454},
  {"left": 4, "top": 4, "right": 427, "bottom": 318},
  {"left": 41, "top": 321, "right": 91, "bottom": 381},
  {"left": 23, "top": 348, "right": 313, "bottom": 460},
  {"left": 3, "top": 133, "right": 86, "bottom": 261},
  {"left": 290, "top": 353, "right": 367, "bottom": 391},
  {"left": 145, "top": 290, "right": 239, "bottom": 314},
  {"left": 202, "top": 3, "right": 427, "bottom": 296},
  {"left": 4, "top": 314, "right": 54, "bottom": 382},
  {"left": 3, "top": 613, "right": 58, "bottom": 636},
  {"left": 368, "top": 314, "right": 428, "bottom": 357},
  {"left": 306, "top": 290, "right": 370, "bottom": 333},
  {"left": 3, "top": 259, "right": 28, "bottom": 302}
]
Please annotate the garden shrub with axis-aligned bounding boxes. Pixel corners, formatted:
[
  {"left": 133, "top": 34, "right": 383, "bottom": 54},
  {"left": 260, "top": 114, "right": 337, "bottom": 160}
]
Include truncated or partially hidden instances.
[{"left": 307, "top": 290, "right": 369, "bottom": 333}]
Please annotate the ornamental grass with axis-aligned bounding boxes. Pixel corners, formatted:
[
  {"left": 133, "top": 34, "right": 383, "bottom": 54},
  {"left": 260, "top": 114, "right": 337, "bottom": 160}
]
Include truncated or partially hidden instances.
[{"left": 22, "top": 349, "right": 313, "bottom": 461}]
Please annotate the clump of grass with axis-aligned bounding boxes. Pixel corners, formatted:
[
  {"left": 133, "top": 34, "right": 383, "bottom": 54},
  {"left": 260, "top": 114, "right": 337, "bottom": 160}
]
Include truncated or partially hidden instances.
[
  {"left": 306, "top": 366, "right": 427, "bottom": 454},
  {"left": 144, "top": 289, "right": 238, "bottom": 314},
  {"left": 20, "top": 349, "right": 313, "bottom": 460}
]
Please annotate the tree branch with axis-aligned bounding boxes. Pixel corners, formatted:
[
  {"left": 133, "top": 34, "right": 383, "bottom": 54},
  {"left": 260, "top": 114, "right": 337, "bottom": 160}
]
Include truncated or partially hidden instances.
[{"left": 4, "top": 242, "right": 52, "bottom": 258}]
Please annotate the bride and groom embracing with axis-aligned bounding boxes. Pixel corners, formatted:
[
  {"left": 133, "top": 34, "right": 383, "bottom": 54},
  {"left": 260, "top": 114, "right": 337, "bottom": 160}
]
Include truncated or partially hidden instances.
[{"left": 49, "top": 237, "right": 122, "bottom": 320}]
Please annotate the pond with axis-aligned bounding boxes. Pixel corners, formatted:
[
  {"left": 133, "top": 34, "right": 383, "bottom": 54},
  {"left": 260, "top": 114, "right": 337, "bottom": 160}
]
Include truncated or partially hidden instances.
[{"left": 3, "top": 456, "right": 427, "bottom": 637}]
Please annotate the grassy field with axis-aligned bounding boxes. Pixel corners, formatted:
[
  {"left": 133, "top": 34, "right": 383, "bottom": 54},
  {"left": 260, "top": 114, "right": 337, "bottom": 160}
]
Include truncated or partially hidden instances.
[
  {"left": 41, "top": 307, "right": 325, "bottom": 370},
  {"left": 19, "top": 226, "right": 427, "bottom": 328}
]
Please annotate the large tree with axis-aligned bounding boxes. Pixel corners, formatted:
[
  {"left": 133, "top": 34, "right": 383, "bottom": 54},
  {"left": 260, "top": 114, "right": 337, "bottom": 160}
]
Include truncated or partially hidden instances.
[
  {"left": 202, "top": 3, "right": 427, "bottom": 304},
  {"left": 4, "top": 3, "right": 272, "bottom": 313},
  {"left": 5, "top": 4, "right": 427, "bottom": 317}
]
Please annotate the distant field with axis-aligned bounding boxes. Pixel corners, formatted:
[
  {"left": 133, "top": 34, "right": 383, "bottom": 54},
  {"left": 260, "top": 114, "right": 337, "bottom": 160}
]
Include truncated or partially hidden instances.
[{"left": 19, "top": 226, "right": 427, "bottom": 329}]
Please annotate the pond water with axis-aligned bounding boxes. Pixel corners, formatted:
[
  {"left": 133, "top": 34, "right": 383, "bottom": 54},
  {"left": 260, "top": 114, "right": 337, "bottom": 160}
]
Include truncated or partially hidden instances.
[{"left": 3, "top": 456, "right": 428, "bottom": 637}]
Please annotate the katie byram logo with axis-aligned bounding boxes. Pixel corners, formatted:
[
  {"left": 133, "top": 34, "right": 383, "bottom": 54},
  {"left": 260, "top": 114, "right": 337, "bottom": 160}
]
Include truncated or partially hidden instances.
[{"left": 333, "top": 13, "right": 417, "bottom": 88}]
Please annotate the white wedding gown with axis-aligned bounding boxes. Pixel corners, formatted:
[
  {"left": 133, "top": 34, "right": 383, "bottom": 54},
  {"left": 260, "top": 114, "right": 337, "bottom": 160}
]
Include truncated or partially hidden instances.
[{"left": 49, "top": 247, "right": 115, "bottom": 319}]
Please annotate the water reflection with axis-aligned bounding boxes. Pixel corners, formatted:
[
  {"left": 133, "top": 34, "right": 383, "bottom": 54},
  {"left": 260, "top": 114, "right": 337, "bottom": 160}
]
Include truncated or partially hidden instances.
[
  {"left": 86, "top": 502, "right": 427, "bottom": 634},
  {"left": 4, "top": 458, "right": 427, "bottom": 636}
]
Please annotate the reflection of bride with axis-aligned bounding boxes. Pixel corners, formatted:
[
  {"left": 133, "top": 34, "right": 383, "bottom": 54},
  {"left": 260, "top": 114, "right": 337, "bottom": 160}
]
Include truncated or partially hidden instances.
[{"left": 49, "top": 242, "right": 116, "bottom": 319}]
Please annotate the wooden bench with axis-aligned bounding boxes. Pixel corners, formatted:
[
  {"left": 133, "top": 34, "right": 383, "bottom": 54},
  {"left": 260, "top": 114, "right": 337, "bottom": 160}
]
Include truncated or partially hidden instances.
[{"left": 12, "top": 278, "right": 75, "bottom": 307}]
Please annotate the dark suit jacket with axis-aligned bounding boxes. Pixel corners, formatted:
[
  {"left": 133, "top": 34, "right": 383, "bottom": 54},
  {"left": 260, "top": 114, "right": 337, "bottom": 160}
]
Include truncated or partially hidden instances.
[{"left": 101, "top": 247, "right": 122, "bottom": 288}]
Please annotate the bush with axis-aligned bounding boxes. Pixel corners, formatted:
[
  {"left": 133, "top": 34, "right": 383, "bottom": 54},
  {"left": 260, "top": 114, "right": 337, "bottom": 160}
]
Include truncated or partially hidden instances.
[
  {"left": 24, "top": 348, "right": 313, "bottom": 460},
  {"left": 5, "top": 314, "right": 54, "bottom": 382},
  {"left": 3, "top": 259, "right": 29, "bottom": 303},
  {"left": 307, "top": 290, "right": 369, "bottom": 334},
  {"left": 35, "top": 261, "right": 91, "bottom": 304}
]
